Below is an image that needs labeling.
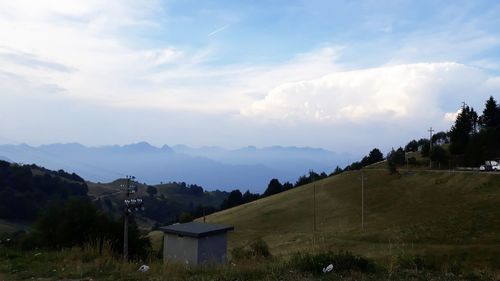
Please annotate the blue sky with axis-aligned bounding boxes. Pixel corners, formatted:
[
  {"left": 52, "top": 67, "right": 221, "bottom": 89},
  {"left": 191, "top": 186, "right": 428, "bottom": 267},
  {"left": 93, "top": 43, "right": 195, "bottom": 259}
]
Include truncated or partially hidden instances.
[
  {"left": 138, "top": 0, "right": 500, "bottom": 69},
  {"left": 0, "top": 0, "right": 499, "bottom": 155}
]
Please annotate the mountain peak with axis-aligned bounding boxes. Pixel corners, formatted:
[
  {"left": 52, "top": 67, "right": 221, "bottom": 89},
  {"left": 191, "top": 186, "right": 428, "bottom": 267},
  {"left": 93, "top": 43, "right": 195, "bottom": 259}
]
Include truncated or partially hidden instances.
[{"left": 122, "top": 142, "right": 157, "bottom": 151}]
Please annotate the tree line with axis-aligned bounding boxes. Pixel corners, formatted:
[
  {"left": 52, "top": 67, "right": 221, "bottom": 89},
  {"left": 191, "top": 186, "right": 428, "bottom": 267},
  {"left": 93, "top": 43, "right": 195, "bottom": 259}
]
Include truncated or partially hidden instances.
[
  {"left": 4, "top": 199, "right": 150, "bottom": 260},
  {"left": 0, "top": 161, "right": 88, "bottom": 220},
  {"left": 339, "top": 96, "right": 499, "bottom": 174},
  {"left": 448, "top": 96, "right": 500, "bottom": 166},
  {"left": 399, "top": 96, "right": 500, "bottom": 169}
]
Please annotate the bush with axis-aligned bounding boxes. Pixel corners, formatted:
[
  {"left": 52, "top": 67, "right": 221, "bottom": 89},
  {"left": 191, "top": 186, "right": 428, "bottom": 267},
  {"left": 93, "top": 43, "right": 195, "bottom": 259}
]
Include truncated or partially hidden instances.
[
  {"left": 231, "top": 246, "right": 251, "bottom": 260},
  {"left": 230, "top": 238, "right": 272, "bottom": 261},
  {"left": 289, "top": 250, "right": 376, "bottom": 275},
  {"left": 249, "top": 238, "right": 271, "bottom": 258},
  {"left": 24, "top": 199, "right": 151, "bottom": 260}
]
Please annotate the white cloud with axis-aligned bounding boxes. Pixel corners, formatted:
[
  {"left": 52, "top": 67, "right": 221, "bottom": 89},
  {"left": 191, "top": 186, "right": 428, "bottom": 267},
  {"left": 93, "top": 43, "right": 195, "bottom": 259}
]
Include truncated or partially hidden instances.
[
  {"left": 0, "top": 1, "right": 344, "bottom": 114},
  {"left": 2, "top": 1, "right": 495, "bottom": 123},
  {"left": 1, "top": 1, "right": 499, "bottom": 152},
  {"left": 143, "top": 48, "right": 184, "bottom": 66},
  {"left": 242, "top": 63, "right": 498, "bottom": 124},
  {"left": 0, "top": 1, "right": 173, "bottom": 106},
  {"left": 444, "top": 110, "right": 461, "bottom": 123}
]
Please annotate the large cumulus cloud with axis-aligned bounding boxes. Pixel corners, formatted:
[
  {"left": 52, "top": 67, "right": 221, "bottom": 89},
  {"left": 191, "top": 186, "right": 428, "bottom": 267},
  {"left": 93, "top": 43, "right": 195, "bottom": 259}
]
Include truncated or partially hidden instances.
[{"left": 242, "top": 62, "right": 496, "bottom": 125}]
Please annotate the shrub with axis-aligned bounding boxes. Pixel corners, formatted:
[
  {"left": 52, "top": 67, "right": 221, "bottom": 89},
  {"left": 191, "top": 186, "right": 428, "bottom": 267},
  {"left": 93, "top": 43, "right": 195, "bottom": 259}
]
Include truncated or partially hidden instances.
[
  {"left": 249, "top": 238, "right": 271, "bottom": 258},
  {"left": 289, "top": 250, "right": 376, "bottom": 275},
  {"left": 24, "top": 199, "right": 151, "bottom": 260},
  {"left": 230, "top": 238, "right": 272, "bottom": 261},
  {"left": 397, "top": 254, "right": 438, "bottom": 272},
  {"left": 231, "top": 246, "right": 251, "bottom": 260}
]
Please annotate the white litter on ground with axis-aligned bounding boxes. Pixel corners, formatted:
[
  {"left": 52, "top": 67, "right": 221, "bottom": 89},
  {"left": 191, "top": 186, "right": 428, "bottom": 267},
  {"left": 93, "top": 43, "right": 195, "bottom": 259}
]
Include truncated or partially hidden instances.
[
  {"left": 137, "top": 265, "right": 150, "bottom": 272},
  {"left": 323, "top": 264, "right": 333, "bottom": 273}
]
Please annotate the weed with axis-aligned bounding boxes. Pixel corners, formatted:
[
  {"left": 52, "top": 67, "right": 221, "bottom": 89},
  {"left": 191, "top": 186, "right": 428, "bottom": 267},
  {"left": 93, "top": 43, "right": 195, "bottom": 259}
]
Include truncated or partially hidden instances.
[{"left": 288, "top": 250, "right": 376, "bottom": 275}]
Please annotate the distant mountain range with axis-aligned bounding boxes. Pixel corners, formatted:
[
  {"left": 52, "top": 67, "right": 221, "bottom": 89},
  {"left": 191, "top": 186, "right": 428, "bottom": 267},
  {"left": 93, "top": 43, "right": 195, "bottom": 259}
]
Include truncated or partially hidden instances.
[{"left": 0, "top": 142, "right": 352, "bottom": 192}]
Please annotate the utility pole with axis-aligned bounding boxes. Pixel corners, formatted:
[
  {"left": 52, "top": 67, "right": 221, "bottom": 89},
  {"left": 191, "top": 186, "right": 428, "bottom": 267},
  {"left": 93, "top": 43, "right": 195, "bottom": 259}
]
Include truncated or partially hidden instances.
[
  {"left": 428, "top": 127, "right": 434, "bottom": 169},
  {"left": 406, "top": 153, "right": 409, "bottom": 170},
  {"left": 311, "top": 170, "right": 316, "bottom": 232},
  {"left": 361, "top": 170, "right": 364, "bottom": 231},
  {"left": 121, "top": 175, "right": 144, "bottom": 261}
]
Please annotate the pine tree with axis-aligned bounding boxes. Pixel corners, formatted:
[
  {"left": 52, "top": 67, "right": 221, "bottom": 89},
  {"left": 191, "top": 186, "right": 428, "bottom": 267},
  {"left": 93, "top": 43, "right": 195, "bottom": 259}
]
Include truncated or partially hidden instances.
[
  {"left": 480, "top": 96, "right": 499, "bottom": 129},
  {"left": 386, "top": 148, "right": 398, "bottom": 174},
  {"left": 264, "top": 179, "right": 283, "bottom": 196},
  {"left": 449, "top": 105, "right": 477, "bottom": 154}
]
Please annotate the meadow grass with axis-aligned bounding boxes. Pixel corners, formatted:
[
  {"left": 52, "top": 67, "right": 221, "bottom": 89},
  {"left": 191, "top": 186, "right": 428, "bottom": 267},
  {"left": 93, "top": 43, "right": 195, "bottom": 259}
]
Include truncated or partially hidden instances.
[
  {"left": 202, "top": 169, "right": 500, "bottom": 271},
  {"left": 1, "top": 243, "right": 497, "bottom": 281}
]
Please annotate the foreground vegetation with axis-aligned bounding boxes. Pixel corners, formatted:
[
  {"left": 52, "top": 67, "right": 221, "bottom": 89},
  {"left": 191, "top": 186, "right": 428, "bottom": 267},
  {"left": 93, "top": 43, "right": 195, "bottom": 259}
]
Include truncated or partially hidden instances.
[{"left": 0, "top": 244, "right": 497, "bottom": 281}]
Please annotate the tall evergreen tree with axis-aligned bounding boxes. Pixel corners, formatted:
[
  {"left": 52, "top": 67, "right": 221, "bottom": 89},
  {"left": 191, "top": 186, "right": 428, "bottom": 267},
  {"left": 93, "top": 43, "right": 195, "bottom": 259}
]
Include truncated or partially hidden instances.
[
  {"left": 282, "top": 182, "right": 294, "bottom": 190},
  {"left": 264, "top": 178, "right": 283, "bottom": 196},
  {"left": 242, "top": 190, "right": 260, "bottom": 203},
  {"left": 480, "top": 96, "right": 499, "bottom": 129},
  {"left": 330, "top": 166, "right": 343, "bottom": 176},
  {"left": 405, "top": 139, "right": 419, "bottom": 152},
  {"left": 449, "top": 105, "right": 477, "bottom": 154},
  {"left": 220, "top": 189, "right": 243, "bottom": 210},
  {"left": 386, "top": 148, "right": 399, "bottom": 174},
  {"left": 368, "top": 148, "right": 384, "bottom": 163}
]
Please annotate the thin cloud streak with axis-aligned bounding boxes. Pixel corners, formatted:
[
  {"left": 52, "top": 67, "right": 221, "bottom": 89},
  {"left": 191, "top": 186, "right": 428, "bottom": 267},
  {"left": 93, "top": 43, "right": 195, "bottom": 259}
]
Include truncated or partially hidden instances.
[{"left": 207, "top": 23, "right": 231, "bottom": 37}]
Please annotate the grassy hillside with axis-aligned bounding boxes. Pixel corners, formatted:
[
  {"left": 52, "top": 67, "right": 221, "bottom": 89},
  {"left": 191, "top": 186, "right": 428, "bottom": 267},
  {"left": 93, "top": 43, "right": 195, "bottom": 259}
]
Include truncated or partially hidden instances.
[
  {"left": 0, "top": 219, "right": 29, "bottom": 233},
  {"left": 204, "top": 169, "right": 500, "bottom": 268}
]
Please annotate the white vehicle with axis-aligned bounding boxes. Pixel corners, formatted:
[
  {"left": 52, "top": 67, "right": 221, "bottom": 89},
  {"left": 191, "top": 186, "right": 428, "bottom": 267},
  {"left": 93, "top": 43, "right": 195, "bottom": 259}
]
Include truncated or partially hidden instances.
[
  {"left": 480, "top": 160, "right": 500, "bottom": 171},
  {"left": 494, "top": 162, "right": 500, "bottom": 171}
]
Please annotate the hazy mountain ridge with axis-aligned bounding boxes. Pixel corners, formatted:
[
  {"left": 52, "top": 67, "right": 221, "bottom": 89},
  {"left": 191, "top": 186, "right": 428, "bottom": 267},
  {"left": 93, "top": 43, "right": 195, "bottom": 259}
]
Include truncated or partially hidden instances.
[
  {"left": 0, "top": 143, "right": 350, "bottom": 192},
  {"left": 0, "top": 155, "right": 10, "bottom": 162}
]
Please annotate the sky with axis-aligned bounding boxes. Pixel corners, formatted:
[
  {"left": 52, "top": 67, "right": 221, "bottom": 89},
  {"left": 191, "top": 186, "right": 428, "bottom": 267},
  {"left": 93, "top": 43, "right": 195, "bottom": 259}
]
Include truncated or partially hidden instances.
[{"left": 0, "top": 0, "right": 499, "bottom": 155}]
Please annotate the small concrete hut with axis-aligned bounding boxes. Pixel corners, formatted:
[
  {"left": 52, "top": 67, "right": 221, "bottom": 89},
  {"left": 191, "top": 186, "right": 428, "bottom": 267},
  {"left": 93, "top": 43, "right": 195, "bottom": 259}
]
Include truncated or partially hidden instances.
[{"left": 160, "top": 222, "right": 234, "bottom": 265}]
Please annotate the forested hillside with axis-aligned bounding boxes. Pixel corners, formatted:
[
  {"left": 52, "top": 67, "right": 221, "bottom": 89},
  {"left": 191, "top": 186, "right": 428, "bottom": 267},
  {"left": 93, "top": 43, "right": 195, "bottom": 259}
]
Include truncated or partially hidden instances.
[{"left": 0, "top": 160, "right": 88, "bottom": 221}]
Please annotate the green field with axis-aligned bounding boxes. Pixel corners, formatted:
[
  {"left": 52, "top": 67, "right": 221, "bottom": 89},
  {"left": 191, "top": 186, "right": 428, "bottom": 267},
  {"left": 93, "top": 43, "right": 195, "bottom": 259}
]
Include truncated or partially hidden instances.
[
  {"left": 2, "top": 168, "right": 499, "bottom": 280},
  {"left": 203, "top": 169, "right": 500, "bottom": 270}
]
